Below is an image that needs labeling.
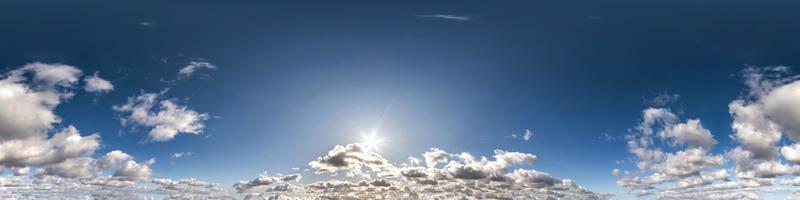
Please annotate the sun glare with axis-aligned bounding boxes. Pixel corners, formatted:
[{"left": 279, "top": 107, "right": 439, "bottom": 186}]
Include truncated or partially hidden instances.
[{"left": 360, "top": 132, "right": 384, "bottom": 152}]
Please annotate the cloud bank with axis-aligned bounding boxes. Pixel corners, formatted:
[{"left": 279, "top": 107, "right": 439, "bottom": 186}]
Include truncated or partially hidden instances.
[{"left": 237, "top": 143, "right": 608, "bottom": 200}]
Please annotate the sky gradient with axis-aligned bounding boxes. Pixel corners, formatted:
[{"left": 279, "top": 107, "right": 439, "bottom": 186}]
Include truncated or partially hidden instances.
[{"left": 2, "top": 1, "right": 800, "bottom": 199}]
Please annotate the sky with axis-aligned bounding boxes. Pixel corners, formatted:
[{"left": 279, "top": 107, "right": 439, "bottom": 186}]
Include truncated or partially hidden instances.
[{"left": 2, "top": 0, "right": 800, "bottom": 199}]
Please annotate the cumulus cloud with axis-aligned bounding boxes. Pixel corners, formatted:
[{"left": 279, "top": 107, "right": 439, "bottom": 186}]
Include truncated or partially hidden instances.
[
  {"left": 83, "top": 71, "right": 114, "bottom": 93},
  {"left": 616, "top": 67, "right": 800, "bottom": 199},
  {"left": 241, "top": 143, "right": 606, "bottom": 199},
  {"left": 0, "top": 63, "right": 230, "bottom": 199},
  {"left": 234, "top": 172, "right": 301, "bottom": 192},
  {"left": 178, "top": 61, "right": 217, "bottom": 78},
  {"left": 113, "top": 91, "right": 209, "bottom": 141},
  {"left": 416, "top": 14, "right": 472, "bottom": 21}
]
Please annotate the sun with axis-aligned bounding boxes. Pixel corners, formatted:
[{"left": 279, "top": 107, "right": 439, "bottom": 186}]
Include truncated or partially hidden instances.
[{"left": 360, "top": 131, "right": 384, "bottom": 152}]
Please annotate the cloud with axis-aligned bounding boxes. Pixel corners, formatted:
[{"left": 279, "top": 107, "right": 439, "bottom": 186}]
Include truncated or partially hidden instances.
[
  {"left": 416, "top": 14, "right": 471, "bottom": 21},
  {"left": 178, "top": 61, "right": 217, "bottom": 78},
  {"left": 510, "top": 129, "right": 534, "bottom": 141},
  {"left": 139, "top": 21, "right": 155, "bottom": 27},
  {"left": 308, "top": 143, "right": 393, "bottom": 178},
  {"left": 240, "top": 143, "right": 607, "bottom": 199},
  {"left": 83, "top": 71, "right": 114, "bottom": 93},
  {"left": 0, "top": 63, "right": 230, "bottom": 199},
  {"left": 234, "top": 172, "right": 301, "bottom": 192},
  {"left": 616, "top": 67, "right": 800, "bottom": 199},
  {"left": 112, "top": 158, "right": 155, "bottom": 180},
  {"left": 96, "top": 150, "right": 133, "bottom": 169},
  {"left": 113, "top": 90, "right": 209, "bottom": 142},
  {"left": 171, "top": 151, "right": 194, "bottom": 160}
]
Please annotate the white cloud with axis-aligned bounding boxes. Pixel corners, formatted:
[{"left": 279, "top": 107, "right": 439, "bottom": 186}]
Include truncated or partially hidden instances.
[
  {"left": 83, "top": 71, "right": 114, "bottom": 93},
  {"left": 513, "top": 129, "right": 535, "bottom": 141},
  {"left": 0, "top": 63, "right": 230, "bottom": 199},
  {"left": 422, "top": 148, "right": 449, "bottom": 168},
  {"left": 234, "top": 172, "right": 301, "bottom": 192},
  {"left": 416, "top": 14, "right": 472, "bottom": 21},
  {"left": 139, "top": 21, "right": 154, "bottom": 27},
  {"left": 96, "top": 150, "right": 133, "bottom": 169},
  {"left": 113, "top": 91, "right": 209, "bottom": 142},
  {"left": 171, "top": 151, "right": 194, "bottom": 160},
  {"left": 240, "top": 143, "right": 606, "bottom": 199},
  {"left": 618, "top": 68, "right": 800, "bottom": 199},
  {"left": 178, "top": 61, "right": 217, "bottom": 78},
  {"left": 659, "top": 119, "right": 717, "bottom": 150},
  {"left": 308, "top": 143, "right": 393, "bottom": 178},
  {"left": 112, "top": 158, "right": 155, "bottom": 180},
  {"left": 781, "top": 143, "right": 800, "bottom": 163}
]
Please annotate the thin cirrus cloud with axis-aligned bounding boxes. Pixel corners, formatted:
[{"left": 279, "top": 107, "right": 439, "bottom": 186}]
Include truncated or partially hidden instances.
[
  {"left": 416, "top": 14, "right": 472, "bottom": 21},
  {"left": 614, "top": 66, "right": 800, "bottom": 199},
  {"left": 178, "top": 61, "right": 217, "bottom": 78}
]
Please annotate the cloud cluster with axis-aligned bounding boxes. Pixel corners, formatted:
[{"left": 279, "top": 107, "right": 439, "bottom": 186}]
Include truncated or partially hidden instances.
[
  {"left": 0, "top": 63, "right": 234, "bottom": 199},
  {"left": 615, "top": 66, "right": 800, "bottom": 199},
  {"left": 113, "top": 90, "right": 209, "bottom": 142},
  {"left": 239, "top": 143, "right": 607, "bottom": 199}
]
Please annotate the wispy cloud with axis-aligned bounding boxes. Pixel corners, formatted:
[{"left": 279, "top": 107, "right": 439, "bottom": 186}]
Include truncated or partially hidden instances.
[
  {"left": 139, "top": 21, "right": 155, "bottom": 27},
  {"left": 416, "top": 14, "right": 471, "bottom": 21}
]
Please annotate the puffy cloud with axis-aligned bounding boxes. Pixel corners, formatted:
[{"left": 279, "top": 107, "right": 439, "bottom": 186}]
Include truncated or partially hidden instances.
[
  {"left": 618, "top": 68, "right": 800, "bottom": 199},
  {"left": 0, "top": 63, "right": 230, "bottom": 199},
  {"left": 113, "top": 91, "right": 209, "bottom": 141},
  {"left": 0, "top": 125, "right": 100, "bottom": 167},
  {"left": 234, "top": 172, "right": 301, "bottom": 192},
  {"left": 96, "top": 150, "right": 133, "bottom": 169},
  {"left": 82, "top": 71, "right": 114, "bottom": 93},
  {"left": 422, "top": 148, "right": 449, "bottom": 168},
  {"left": 662, "top": 148, "right": 724, "bottom": 177},
  {"left": 112, "top": 158, "right": 155, "bottom": 180},
  {"left": 308, "top": 143, "right": 393, "bottom": 177},
  {"left": 659, "top": 119, "right": 717, "bottom": 150},
  {"left": 241, "top": 143, "right": 606, "bottom": 199},
  {"left": 781, "top": 143, "right": 800, "bottom": 163},
  {"left": 178, "top": 61, "right": 217, "bottom": 78}
]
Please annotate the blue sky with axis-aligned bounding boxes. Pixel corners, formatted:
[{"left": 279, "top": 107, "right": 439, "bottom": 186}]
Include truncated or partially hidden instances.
[{"left": 2, "top": 1, "right": 800, "bottom": 199}]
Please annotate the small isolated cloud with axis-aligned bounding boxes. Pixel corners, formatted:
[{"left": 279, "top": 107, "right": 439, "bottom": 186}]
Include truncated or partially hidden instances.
[
  {"left": 139, "top": 22, "right": 155, "bottom": 27},
  {"left": 511, "top": 129, "right": 535, "bottom": 141},
  {"left": 83, "top": 71, "right": 114, "bottom": 93},
  {"left": 178, "top": 61, "right": 217, "bottom": 78},
  {"left": 416, "top": 14, "right": 471, "bottom": 21},
  {"left": 172, "top": 151, "right": 194, "bottom": 160},
  {"left": 113, "top": 90, "right": 209, "bottom": 142},
  {"left": 648, "top": 93, "right": 680, "bottom": 106}
]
